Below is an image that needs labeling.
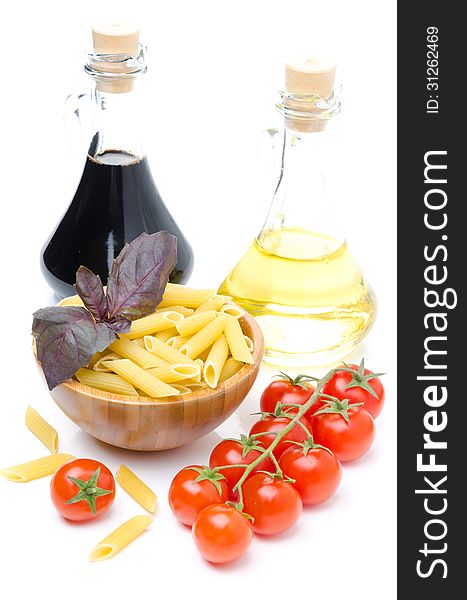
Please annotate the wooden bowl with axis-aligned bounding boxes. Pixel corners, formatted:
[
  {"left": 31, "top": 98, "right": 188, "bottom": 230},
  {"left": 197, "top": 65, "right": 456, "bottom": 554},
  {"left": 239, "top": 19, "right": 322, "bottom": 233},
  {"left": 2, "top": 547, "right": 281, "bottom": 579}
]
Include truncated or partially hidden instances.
[{"left": 48, "top": 310, "right": 264, "bottom": 451}]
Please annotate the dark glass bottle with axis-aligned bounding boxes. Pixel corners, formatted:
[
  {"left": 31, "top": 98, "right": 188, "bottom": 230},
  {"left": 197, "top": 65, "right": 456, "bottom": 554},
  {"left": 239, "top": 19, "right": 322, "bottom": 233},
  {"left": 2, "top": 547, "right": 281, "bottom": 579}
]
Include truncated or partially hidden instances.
[{"left": 41, "top": 25, "right": 193, "bottom": 299}]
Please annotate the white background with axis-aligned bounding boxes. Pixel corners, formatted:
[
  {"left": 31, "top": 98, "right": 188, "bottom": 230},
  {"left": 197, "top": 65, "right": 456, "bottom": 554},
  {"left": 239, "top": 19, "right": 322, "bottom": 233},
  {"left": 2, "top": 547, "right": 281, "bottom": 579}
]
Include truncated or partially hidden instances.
[{"left": 0, "top": 1, "right": 396, "bottom": 599}]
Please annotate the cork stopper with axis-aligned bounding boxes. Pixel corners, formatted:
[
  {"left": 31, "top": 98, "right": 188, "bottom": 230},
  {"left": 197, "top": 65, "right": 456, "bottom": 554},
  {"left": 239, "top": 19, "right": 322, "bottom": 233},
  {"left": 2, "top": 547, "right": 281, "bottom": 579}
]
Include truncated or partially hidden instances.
[
  {"left": 91, "top": 23, "right": 141, "bottom": 93},
  {"left": 284, "top": 55, "right": 337, "bottom": 132}
]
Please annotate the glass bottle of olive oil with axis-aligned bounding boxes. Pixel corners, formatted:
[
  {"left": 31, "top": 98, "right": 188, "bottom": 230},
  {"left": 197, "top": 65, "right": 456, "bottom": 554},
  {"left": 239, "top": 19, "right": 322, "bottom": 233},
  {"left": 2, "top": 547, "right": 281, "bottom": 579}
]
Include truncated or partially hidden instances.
[{"left": 219, "top": 57, "right": 376, "bottom": 366}]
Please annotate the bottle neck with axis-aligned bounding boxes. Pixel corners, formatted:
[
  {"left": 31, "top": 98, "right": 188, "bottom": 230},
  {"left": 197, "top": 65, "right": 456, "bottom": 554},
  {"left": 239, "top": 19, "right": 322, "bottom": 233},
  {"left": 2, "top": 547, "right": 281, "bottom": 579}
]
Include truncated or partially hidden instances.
[
  {"left": 258, "top": 121, "right": 343, "bottom": 260},
  {"left": 87, "top": 85, "right": 145, "bottom": 164}
]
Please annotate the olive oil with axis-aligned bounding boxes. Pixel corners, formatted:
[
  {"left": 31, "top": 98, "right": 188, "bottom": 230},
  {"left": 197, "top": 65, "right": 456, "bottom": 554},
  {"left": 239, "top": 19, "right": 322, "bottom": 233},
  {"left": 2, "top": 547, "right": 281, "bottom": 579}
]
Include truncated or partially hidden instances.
[{"left": 219, "top": 228, "right": 376, "bottom": 366}]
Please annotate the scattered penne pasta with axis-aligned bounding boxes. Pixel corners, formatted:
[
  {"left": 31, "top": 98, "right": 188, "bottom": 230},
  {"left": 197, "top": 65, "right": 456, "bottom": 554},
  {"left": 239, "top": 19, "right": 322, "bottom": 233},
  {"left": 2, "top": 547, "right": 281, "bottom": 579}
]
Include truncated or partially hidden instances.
[
  {"left": 76, "top": 368, "right": 139, "bottom": 396},
  {"left": 103, "top": 359, "right": 180, "bottom": 398},
  {"left": 88, "top": 515, "right": 153, "bottom": 562},
  {"left": 166, "top": 335, "right": 189, "bottom": 350},
  {"left": 243, "top": 335, "right": 255, "bottom": 352},
  {"left": 25, "top": 406, "right": 58, "bottom": 453},
  {"left": 0, "top": 454, "right": 76, "bottom": 482},
  {"left": 116, "top": 465, "right": 157, "bottom": 513}
]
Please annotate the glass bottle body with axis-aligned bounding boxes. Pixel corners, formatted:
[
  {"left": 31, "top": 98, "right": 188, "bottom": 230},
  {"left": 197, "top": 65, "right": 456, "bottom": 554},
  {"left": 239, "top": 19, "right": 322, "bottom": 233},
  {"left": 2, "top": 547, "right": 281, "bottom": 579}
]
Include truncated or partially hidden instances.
[
  {"left": 41, "top": 55, "right": 193, "bottom": 299},
  {"left": 219, "top": 106, "right": 376, "bottom": 366}
]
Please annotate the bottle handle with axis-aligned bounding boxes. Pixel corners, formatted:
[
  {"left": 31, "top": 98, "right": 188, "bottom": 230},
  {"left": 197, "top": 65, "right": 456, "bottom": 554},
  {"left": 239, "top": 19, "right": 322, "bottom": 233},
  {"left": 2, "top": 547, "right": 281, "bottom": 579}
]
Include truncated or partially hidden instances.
[{"left": 63, "top": 93, "right": 90, "bottom": 167}]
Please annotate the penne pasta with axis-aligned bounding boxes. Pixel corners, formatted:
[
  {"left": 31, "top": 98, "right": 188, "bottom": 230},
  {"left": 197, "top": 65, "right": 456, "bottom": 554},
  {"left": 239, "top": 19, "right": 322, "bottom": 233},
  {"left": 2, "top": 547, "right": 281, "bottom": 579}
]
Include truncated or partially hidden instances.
[
  {"left": 25, "top": 406, "right": 58, "bottom": 453},
  {"left": 146, "top": 363, "right": 201, "bottom": 384},
  {"left": 171, "top": 384, "right": 192, "bottom": 395},
  {"left": 218, "top": 357, "right": 244, "bottom": 383},
  {"left": 194, "top": 295, "right": 231, "bottom": 313},
  {"left": 196, "top": 347, "right": 212, "bottom": 362},
  {"left": 175, "top": 310, "right": 217, "bottom": 337},
  {"left": 166, "top": 335, "right": 189, "bottom": 350},
  {"left": 89, "top": 515, "right": 153, "bottom": 562},
  {"left": 122, "top": 310, "right": 184, "bottom": 340},
  {"left": 0, "top": 454, "right": 76, "bottom": 482},
  {"left": 58, "top": 294, "right": 84, "bottom": 307},
  {"left": 203, "top": 335, "right": 229, "bottom": 388},
  {"left": 224, "top": 315, "right": 254, "bottom": 364},
  {"left": 243, "top": 335, "right": 254, "bottom": 352},
  {"left": 219, "top": 303, "right": 244, "bottom": 318},
  {"left": 156, "top": 305, "right": 194, "bottom": 317},
  {"left": 93, "top": 353, "right": 122, "bottom": 372},
  {"left": 180, "top": 316, "right": 226, "bottom": 359},
  {"left": 88, "top": 351, "right": 103, "bottom": 369},
  {"left": 184, "top": 382, "right": 208, "bottom": 391},
  {"left": 143, "top": 335, "right": 198, "bottom": 366},
  {"left": 116, "top": 464, "right": 157, "bottom": 513},
  {"left": 109, "top": 337, "right": 168, "bottom": 369},
  {"left": 158, "top": 284, "right": 216, "bottom": 309},
  {"left": 132, "top": 338, "right": 146, "bottom": 348},
  {"left": 153, "top": 327, "right": 178, "bottom": 343},
  {"left": 103, "top": 359, "right": 180, "bottom": 398},
  {"left": 76, "top": 368, "right": 139, "bottom": 396}
]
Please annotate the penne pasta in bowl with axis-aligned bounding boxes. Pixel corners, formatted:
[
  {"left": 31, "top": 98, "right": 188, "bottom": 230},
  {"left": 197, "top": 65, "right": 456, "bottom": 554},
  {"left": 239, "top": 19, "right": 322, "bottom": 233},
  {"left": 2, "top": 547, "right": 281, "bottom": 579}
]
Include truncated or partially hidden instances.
[{"left": 37, "top": 285, "right": 264, "bottom": 452}]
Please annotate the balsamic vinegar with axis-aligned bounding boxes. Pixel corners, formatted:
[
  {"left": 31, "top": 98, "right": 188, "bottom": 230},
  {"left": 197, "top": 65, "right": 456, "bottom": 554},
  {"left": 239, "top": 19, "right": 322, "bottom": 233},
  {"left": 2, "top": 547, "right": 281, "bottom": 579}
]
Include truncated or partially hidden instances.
[{"left": 41, "top": 150, "right": 194, "bottom": 299}]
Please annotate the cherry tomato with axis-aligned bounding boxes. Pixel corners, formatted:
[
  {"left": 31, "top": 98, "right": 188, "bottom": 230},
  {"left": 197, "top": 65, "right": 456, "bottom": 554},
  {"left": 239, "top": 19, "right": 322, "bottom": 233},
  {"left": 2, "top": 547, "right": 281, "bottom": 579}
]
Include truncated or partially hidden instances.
[
  {"left": 192, "top": 504, "right": 253, "bottom": 564},
  {"left": 249, "top": 415, "right": 312, "bottom": 459},
  {"left": 50, "top": 458, "right": 115, "bottom": 521},
  {"left": 311, "top": 404, "right": 375, "bottom": 462},
  {"left": 168, "top": 465, "right": 228, "bottom": 526},
  {"left": 260, "top": 375, "right": 315, "bottom": 418},
  {"left": 278, "top": 444, "right": 342, "bottom": 504},
  {"left": 321, "top": 361, "right": 385, "bottom": 418},
  {"left": 209, "top": 437, "right": 274, "bottom": 495},
  {"left": 242, "top": 473, "right": 302, "bottom": 535}
]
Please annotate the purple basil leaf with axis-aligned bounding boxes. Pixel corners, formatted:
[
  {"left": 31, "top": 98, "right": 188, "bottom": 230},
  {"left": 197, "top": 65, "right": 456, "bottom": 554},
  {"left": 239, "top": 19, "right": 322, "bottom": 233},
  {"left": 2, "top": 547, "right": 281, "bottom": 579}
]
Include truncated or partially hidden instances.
[
  {"left": 32, "top": 306, "right": 116, "bottom": 390},
  {"left": 107, "top": 316, "right": 132, "bottom": 334},
  {"left": 74, "top": 266, "right": 108, "bottom": 322},
  {"left": 106, "top": 231, "right": 177, "bottom": 322}
]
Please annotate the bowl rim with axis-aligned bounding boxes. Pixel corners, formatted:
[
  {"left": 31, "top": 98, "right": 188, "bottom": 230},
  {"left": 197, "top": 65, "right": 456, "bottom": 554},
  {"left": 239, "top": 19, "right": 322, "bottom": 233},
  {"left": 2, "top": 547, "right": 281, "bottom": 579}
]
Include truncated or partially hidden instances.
[{"left": 48, "top": 306, "right": 264, "bottom": 406}]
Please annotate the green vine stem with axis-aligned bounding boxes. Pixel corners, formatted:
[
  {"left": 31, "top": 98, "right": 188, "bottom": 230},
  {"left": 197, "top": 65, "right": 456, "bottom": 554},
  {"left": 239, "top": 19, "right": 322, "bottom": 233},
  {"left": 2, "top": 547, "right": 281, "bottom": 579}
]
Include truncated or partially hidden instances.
[{"left": 211, "top": 365, "right": 344, "bottom": 512}]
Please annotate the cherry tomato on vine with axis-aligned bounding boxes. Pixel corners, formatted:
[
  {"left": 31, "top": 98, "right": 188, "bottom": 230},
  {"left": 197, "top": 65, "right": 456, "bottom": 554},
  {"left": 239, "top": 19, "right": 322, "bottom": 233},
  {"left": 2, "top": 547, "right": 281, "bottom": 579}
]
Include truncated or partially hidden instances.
[
  {"left": 278, "top": 440, "right": 342, "bottom": 505},
  {"left": 192, "top": 504, "right": 253, "bottom": 564},
  {"left": 321, "top": 359, "right": 385, "bottom": 418},
  {"left": 168, "top": 465, "right": 228, "bottom": 526},
  {"left": 249, "top": 415, "right": 312, "bottom": 459},
  {"left": 208, "top": 436, "right": 274, "bottom": 495},
  {"left": 50, "top": 458, "right": 115, "bottom": 521},
  {"left": 242, "top": 473, "right": 302, "bottom": 535},
  {"left": 311, "top": 399, "right": 375, "bottom": 462},
  {"left": 260, "top": 373, "right": 315, "bottom": 418}
]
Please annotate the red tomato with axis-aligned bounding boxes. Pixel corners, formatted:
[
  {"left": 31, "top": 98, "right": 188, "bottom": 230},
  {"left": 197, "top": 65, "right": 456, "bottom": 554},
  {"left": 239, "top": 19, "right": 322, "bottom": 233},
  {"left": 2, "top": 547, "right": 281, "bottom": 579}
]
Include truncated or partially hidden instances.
[
  {"left": 249, "top": 415, "right": 312, "bottom": 459},
  {"left": 168, "top": 465, "right": 228, "bottom": 526},
  {"left": 321, "top": 361, "right": 385, "bottom": 418},
  {"left": 260, "top": 375, "right": 315, "bottom": 418},
  {"left": 242, "top": 473, "right": 302, "bottom": 535},
  {"left": 209, "top": 437, "right": 274, "bottom": 495},
  {"left": 50, "top": 458, "right": 115, "bottom": 521},
  {"left": 278, "top": 445, "right": 342, "bottom": 504},
  {"left": 192, "top": 504, "right": 253, "bottom": 564},
  {"left": 311, "top": 404, "right": 375, "bottom": 462}
]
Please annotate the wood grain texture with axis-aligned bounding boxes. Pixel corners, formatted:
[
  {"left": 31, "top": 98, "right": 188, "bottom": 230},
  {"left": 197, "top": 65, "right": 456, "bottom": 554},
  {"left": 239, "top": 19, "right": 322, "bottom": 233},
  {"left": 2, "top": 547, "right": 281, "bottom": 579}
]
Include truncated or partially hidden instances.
[{"left": 49, "top": 310, "right": 264, "bottom": 451}]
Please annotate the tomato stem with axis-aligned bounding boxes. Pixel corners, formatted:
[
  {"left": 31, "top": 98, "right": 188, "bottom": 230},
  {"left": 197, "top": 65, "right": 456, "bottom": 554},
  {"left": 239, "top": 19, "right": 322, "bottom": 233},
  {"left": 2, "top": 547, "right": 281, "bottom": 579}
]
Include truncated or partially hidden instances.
[{"left": 228, "top": 366, "right": 346, "bottom": 507}]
